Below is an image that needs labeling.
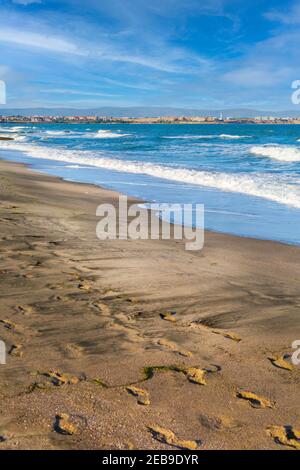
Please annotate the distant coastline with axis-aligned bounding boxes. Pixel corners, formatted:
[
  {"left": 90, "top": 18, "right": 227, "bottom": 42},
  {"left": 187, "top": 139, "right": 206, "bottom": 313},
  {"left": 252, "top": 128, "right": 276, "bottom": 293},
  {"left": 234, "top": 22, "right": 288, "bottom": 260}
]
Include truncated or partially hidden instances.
[{"left": 1, "top": 115, "right": 300, "bottom": 124}]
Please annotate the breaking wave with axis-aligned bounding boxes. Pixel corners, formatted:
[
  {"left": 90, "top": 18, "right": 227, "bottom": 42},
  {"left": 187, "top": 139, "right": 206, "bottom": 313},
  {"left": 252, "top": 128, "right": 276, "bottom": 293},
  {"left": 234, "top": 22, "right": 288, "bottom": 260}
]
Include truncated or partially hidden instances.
[
  {"left": 163, "top": 134, "right": 251, "bottom": 140},
  {"left": 219, "top": 134, "right": 250, "bottom": 139},
  {"left": 42, "top": 129, "right": 131, "bottom": 139},
  {"left": 0, "top": 139, "right": 299, "bottom": 209},
  {"left": 250, "top": 145, "right": 300, "bottom": 162},
  {"left": 93, "top": 130, "right": 131, "bottom": 138}
]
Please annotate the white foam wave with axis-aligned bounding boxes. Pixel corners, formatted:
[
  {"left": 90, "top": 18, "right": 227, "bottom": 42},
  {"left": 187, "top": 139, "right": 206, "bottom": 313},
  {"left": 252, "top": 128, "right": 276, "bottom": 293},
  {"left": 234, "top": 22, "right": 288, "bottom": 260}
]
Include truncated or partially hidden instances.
[
  {"left": 163, "top": 135, "right": 213, "bottom": 139},
  {"left": 0, "top": 126, "right": 32, "bottom": 133},
  {"left": 0, "top": 128, "right": 20, "bottom": 133},
  {"left": 44, "top": 130, "right": 74, "bottom": 136},
  {"left": 93, "top": 129, "right": 130, "bottom": 138},
  {"left": 0, "top": 140, "right": 299, "bottom": 209},
  {"left": 42, "top": 129, "right": 131, "bottom": 139},
  {"left": 64, "top": 164, "right": 93, "bottom": 169},
  {"left": 250, "top": 145, "right": 300, "bottom": 162},
  {"left": 163, "top": 134, "right": 251, "bottom": 140},
  {"left": 219, "top": 134, "right": 250, "bottom": 139},
  {"left": 10, "top": 126, "right": 30, "bottom": 131}
]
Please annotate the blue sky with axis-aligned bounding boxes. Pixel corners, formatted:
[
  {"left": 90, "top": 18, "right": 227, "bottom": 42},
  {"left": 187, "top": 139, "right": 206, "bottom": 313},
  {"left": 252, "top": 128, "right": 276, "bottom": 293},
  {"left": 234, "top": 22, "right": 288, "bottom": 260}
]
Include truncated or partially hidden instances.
[{"left": 0, "top": 0, "right": 299, "bottom": 110}]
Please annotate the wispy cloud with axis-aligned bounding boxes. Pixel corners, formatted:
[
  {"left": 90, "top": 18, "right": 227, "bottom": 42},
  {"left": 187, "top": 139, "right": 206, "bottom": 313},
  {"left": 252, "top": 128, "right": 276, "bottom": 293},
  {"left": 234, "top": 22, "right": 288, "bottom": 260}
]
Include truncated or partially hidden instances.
[
  {"left": 101, "top": 77, "right": 158, "bottom": 91},
  {"left": 224, "top": 66, "right": 292, "bottom": 87},
  {"left": 12, "top": 0, "right": 41, "bottom": 5},
  {"left": 40, "top": 88, "right": 120, "bottom": 97},
  {"left": 0, "top": 23, "right": 213, "bottom": 74},
  {"left": 99, "top": 52, "right": 183, "bottom": 73},
  {"left": 264, "top": 1, "right": 300, "bottom": 25},
  {"left": 0, "top": 27, "right": 86, "bottom": 55}
]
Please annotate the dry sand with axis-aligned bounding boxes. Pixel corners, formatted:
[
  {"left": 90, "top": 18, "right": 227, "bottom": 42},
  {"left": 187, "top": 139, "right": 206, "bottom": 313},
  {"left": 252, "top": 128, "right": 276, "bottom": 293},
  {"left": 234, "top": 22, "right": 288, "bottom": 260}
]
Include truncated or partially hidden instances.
[{"left": 0, "top": 159, "right": 299, "bottom": 450}]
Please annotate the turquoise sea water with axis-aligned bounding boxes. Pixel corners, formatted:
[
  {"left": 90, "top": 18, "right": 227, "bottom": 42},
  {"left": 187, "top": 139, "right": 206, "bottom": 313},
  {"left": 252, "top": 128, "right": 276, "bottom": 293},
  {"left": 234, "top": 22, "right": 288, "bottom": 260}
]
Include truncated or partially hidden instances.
[{"left": 0, "top": 122, "right": 300, "bottom": 245}]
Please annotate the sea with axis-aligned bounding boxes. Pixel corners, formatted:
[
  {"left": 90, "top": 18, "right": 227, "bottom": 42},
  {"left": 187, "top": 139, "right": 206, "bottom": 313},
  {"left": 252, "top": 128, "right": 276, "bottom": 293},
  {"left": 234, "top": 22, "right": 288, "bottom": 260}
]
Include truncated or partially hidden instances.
[{"left": 0, "top": 122, "right": 299, "bottom": 245}]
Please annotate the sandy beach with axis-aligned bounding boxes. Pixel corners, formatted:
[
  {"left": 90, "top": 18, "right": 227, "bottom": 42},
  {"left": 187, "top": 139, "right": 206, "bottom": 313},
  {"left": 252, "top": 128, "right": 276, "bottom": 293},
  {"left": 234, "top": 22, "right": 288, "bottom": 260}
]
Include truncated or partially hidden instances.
[{"left": 0, "top": 158, "right": 299, "bottom": 450}]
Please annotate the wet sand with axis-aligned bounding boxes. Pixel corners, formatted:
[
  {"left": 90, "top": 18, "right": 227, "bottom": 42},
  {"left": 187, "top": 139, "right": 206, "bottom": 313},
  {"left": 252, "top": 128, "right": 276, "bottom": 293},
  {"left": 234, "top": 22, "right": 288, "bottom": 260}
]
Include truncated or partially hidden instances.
[{"left": 0, "top": 158, "right": 299, "bottom": 450}]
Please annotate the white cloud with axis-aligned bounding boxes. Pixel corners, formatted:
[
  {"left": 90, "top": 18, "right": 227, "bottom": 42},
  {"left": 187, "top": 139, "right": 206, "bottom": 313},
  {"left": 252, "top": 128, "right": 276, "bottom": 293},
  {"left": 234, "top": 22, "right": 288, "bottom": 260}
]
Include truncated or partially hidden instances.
[
  {"left": 265, "top": 2, "right": 300, "bottom": 25},
  {"left": 102, "top": 53, "right": 179, "bottom": 73},
  {"left": 224, "top": 66, "right": 292, "bottom": 87},
  {"left": 1, "top": 2, "right": 216, "bottom": 75},
  {"left": 100, "top": 77, "right": 158, "bottom": 91},
  {"left": 40, "top": 88, "right": 119, "bottom": 97},
  {"left": 12, "top": 0, "right": 41, "bottom": 5},
  {"left": 0, "top": 28, "right": 86, "bottom": 55},
  {"left": 0, "top": 25, "right": 210, "bottom": 74},
  {"left": 223, "top": 15, "right": 300, "bottom": 90}
]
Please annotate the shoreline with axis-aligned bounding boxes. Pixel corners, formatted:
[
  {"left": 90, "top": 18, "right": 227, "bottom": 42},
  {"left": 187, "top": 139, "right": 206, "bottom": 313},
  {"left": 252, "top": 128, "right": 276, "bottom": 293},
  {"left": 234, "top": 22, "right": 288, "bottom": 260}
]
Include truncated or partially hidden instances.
[
  {"left": 1, "top": 149, "right": 299, "bottom": 248},
  {"left": 0, "top": 157, "right": 300, "bottom": 450}
]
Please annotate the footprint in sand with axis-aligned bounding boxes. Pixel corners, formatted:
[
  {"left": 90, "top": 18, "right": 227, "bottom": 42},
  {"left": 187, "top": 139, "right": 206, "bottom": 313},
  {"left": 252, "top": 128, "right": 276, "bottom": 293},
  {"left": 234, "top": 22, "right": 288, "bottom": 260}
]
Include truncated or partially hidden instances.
[
  {"left": 126, "top": 385, "right": 150, "bottom": 405},
  {"left": 21, "top": 272, "right": 36, "bottom": 279},
  {"left": 188, "top": 322, "right": 241, "bottom": 342},
  {"left": 15, "top": 305, "right": 35, "bottom": 316},
  {"left": 142, "top": 364, "right": 220, "bottom": 387},
  {"left": 62, "top": 271, "right": 81, "bottom": 280},
  {"left": 78, "top": 280, "right": 94, "bottom": 292},
  {"left": 0, "top": 319, "right": 24, "bottom": 333},
  {"left": 99, "top": 289, "right": 122, "bottom": 299},
  {"left": 27, "top": 259, "right": 43, "bottom": 269},
  {"left": 109, "top": 322, "right": 144, "bottom": 344},
  {"left": 160, "top": 312, "right": 177, "bottom": 323},
  {"left": 41, "top": 370, "right": 82, "bottom": 386},
  {"left": 267, "top": 425, "right": 300, "bottom": 450},
  {"left": 199, "top": 414, "right": 239, "bottom": 431},
  {"left": 268, "top": 355, "right": 293, "bottom": 371},
  {"left": 124, "top": 441, "right": 135, "bottom": 450},
  {"left": 184, "top": 367, "right": 207, "bottom": 385},
  {"left": 148, "top": 425, "right": 199, "bottom": 450},
  {"left": 236, "top": 390, "right": 275, "bottom": 409},
  {"left": 54, "top": 413, "right": 77, "bottom": 435},
  {"left": 156, "top": 338, "right": 192, "bottom": 358},
  {"left": 91, "top": 301, "right": 112, "bottom": 316},
  {"left": 114, "top": 312, "right": 136, "bottom": 324},
  {"left": 183, "top": 364, "right": 221, "bottom": 386},
  {"left": 0, "top": 431, "right": 13, "bottom": 443},
  {"left": 9, "top": 344, "right": 23, "bottom": 357},
  {"left": 47, "top": 282, "right": 65, "bottom": 290},
  {"left": 211, "top": 329, "right": 241, "bottom": 343},
  {"left": 63, "top": 343, "right": 83, "bottom": 359},
  {"left": 51, "top": 294, "right": 70, "bottom": 302}
]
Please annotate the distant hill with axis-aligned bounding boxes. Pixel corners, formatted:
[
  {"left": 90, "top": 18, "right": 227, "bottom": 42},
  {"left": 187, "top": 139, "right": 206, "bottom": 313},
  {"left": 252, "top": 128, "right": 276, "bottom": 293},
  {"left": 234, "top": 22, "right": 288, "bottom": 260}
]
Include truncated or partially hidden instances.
[{"left": 0, "top": 106, "right": 300, "bottom": 118}]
